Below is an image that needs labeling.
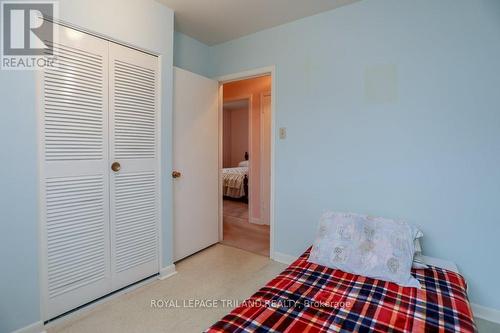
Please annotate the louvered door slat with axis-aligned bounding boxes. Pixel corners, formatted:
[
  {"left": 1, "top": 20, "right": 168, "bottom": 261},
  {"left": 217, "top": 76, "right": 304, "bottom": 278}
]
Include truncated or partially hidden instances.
[
  {"left": 40, "top": 24, "right": 111, "bottom": 320},
  {"left": 109, "top": 43, "right": 159, "bottom": 290},
  {"left": 113, "top": 57, "right": 156, "bottom": 160},
  {"left": 44, "top": 39, "right": 104, "bottom": 162}
]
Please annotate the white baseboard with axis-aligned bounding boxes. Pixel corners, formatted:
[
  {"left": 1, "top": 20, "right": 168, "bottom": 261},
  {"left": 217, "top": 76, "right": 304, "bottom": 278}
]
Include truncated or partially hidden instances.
[
  {"left": 272, "top": 251, "right": 296, "bottom": 265},
  {"left": 11, "top": 321, "right": 45, "bottom": 333},
  {"left": 250, "top": 217, "right": 268, "bottom": 225},
  {"left": 158, "top": 264, "right": 177, "bottom": 280},
  {"left": 472, "top": 303, "right": 500, "bottom": 324}
]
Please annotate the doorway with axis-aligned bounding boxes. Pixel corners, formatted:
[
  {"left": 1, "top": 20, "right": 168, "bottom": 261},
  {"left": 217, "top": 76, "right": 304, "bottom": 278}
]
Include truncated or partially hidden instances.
[
  {"left": 219, "top": 75, "right": 272, "bottom": 257},
  {"left": 172, "top": 66, "right": 275, "bottom": 263}
]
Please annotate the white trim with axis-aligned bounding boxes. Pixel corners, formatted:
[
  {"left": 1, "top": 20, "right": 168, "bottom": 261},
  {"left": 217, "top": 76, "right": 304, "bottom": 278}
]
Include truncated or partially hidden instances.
[
  {"left": 158, "top": 264, "right": 177, "bottom": 280},
  {"left": 35, "top": 57, "right": 47, "bottom": 322},
  {"left": 216, "top": 66, "right": 276, "bottom": 259},
  {"left": 216, "top": 66, "right": 275, "bottom": 84},
  {"left": 472, "top": 303, "right": 500, "bottom": 324},
  {"left": 250, "top": 217, "right": 265, "bottom": 225},
  {"left": 43, "top": 17, "right": 159, "bottom": 57},
  {"left": 259, "top": 91, "right": 272, "bottom": 225},
  {"left": 218, "top": 84, "right": 224, "bottom": 242},
  {"left": 11, "top": 321, "right": 46, "bottom": 333},
  {"left": 157, "top": 53, "right": 164, "bottom": 287},
  {"left": 272, "top": 252, "right": 297, "bottom": 265},
  {"left": 269, "top": 67, "right": 276, "bottom": 261}
]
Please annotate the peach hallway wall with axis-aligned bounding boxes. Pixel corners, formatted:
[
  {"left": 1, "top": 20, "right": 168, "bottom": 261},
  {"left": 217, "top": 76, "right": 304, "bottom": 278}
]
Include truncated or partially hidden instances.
[
  {"left": 222, "top": 109, "right": 232, "bottom": 168},
  {"left": 223, "top": 107, "right": 249, "bottom": 168},
  {"left": 223, "top": 76, "right": 271, "bottom": 223}
]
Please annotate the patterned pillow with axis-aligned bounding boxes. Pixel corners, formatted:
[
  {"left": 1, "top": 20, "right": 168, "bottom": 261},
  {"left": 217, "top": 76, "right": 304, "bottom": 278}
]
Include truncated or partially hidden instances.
[{"left": 308, "top": 212, "right": 421, "bottom": 288}]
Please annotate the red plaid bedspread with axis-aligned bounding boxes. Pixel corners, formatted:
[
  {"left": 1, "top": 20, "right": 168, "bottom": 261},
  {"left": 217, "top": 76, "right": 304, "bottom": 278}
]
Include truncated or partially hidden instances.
[{"left": 206, "top": 249, "right": 476, "bottom": 333}]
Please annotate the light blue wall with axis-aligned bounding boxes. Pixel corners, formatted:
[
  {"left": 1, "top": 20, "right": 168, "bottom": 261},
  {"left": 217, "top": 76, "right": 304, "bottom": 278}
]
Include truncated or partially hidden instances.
[
  {"left": 0, "top": 0, "right": 174, "bottom": 332},
  {"left": 174, "top": 31, "right": 211, "bottom": 77},
  {"left": 0, "top": 71, "right": 39, "bottom": 333},
  {"left": 209, "top": 0, "right": 500, "bottom": 310}
]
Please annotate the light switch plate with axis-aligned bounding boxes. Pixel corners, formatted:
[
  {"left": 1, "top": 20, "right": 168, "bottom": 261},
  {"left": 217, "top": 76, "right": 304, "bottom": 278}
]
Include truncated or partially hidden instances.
[{"left": 279, "top": 127, "right": 287, "bottom": 139}]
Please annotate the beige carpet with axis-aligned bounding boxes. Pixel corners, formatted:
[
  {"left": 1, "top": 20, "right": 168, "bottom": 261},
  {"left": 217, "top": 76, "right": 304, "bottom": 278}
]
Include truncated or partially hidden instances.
[
  {"left": 221, "top": 200, "right": 270, "bottom": 257},
  {"left": 46, "top": 244, "right": 286, "bottom": 333}
]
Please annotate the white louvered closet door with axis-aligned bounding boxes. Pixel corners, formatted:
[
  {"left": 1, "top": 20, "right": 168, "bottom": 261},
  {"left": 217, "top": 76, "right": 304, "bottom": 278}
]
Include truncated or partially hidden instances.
[
  {"left": 109, "top": 43, "right": 160, "bottom": 289},
  {"left": 40, "top": 25, "right": 111, "bottom": 319}
]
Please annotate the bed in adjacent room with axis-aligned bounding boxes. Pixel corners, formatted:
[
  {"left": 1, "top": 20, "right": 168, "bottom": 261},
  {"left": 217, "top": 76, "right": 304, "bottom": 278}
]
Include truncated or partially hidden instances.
[{"left": 222, "top": 152, "right": 249, "bottom": 203}]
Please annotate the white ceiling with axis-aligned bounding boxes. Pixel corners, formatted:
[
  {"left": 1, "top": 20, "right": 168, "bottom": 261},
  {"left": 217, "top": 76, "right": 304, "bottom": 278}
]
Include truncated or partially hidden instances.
[{"left": 158, "top": 0, "right": 361, "bottom": 45}]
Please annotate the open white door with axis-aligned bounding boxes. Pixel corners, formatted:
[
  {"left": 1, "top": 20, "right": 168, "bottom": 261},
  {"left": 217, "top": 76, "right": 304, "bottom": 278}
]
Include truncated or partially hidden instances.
[{"left": 173, "top": 67, "right": 219, "bottom": 261}]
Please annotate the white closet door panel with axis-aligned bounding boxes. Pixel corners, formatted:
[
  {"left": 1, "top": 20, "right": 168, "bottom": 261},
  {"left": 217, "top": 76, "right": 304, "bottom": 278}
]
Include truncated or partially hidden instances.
[
  {"left": 113, "top": 59, "right": 156, "bottom": 160},
  {"left": 46, "top": 176, "right": 107, "bottom": 297},
  {"left": 109, "top": 43, "right": 159, "bottom": 290},
  {"left": 114, "top": 171, "right": 157, "bottom": 274},
  {"left": 41, "top": 24, "right": 111, "bottom": 320},
  {"left": 44, "top": 38, "right": 105, "bottom": 162}
]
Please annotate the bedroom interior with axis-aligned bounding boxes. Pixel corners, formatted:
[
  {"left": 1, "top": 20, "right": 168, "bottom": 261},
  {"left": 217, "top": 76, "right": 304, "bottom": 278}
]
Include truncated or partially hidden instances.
[{"left": 1, "top": 0, "right": 499, "bottom": 333}]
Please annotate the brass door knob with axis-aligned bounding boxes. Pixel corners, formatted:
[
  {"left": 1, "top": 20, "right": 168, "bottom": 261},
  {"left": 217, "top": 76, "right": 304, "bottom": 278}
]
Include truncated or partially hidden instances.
[
  {"left": 172, "top": 170, "right": 181, "bottom": 179},
  {"left": 111, "top": 162, "right": 121, "bottom": 172}
]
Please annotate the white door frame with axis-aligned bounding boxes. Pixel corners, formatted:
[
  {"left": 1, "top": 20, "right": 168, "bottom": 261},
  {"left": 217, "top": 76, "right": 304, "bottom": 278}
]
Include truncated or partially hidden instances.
[
  {"left": 216, "top": 66, "right": 276, "bottom": 259},
  {"left": 35, "top": 20, "right": 163, "bottom": 321},
  {"left": 260, "top": 91, "right": 272, "bottom": 225}
]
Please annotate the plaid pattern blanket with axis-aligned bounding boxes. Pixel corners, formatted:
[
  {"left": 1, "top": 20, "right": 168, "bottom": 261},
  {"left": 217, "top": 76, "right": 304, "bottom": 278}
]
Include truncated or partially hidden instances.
[{"left": 206, "top": 249, "right": 476, "bottom": 333}]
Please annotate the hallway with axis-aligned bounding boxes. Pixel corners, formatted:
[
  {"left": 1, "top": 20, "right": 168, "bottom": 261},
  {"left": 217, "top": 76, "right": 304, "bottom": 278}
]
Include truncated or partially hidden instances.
[{"left": 221, "top": 200, "right": 270, "bottom": 257}]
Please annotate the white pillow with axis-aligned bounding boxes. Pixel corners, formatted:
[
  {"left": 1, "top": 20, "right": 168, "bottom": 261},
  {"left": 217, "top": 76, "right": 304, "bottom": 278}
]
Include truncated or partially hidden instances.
[
  {"left": 308, "top": 212, "right": 421, "bottom": 288},
  {"left": 238, "top": 160, "right": 249, "bottom": 167}
]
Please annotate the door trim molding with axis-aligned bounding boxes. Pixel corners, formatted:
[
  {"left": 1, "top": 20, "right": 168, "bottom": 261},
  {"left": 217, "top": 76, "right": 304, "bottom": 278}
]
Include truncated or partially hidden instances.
[
  {"left": 42, "top": 17, "right": 160, "bottom": 57},
  {"left": 35, "top": 68, "right": 46, "bottom": 323},
  {"left": 259, "top": 91, "right": 271, "bottom": 225},
  {"left": 216, "top": 66, "right": 276, "bottom": 259}
]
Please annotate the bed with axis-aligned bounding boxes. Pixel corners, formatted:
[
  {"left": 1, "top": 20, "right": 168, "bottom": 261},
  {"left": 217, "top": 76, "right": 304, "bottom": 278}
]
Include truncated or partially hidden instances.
[
  {"left": 206, "top": 248, "right": 476, "bottom": 333},
  {"left": 223, "top": 152, "right": 249, "bottom": 203}
]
